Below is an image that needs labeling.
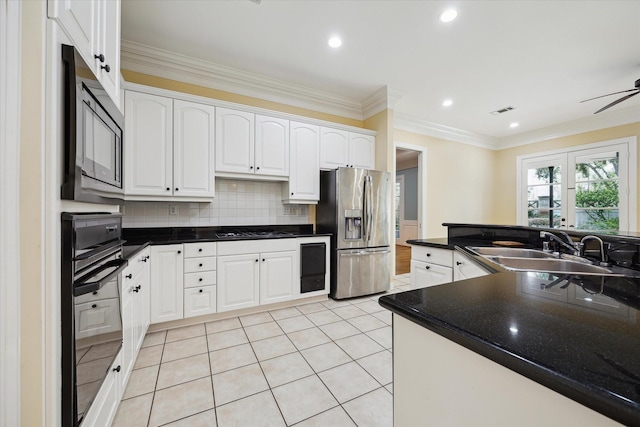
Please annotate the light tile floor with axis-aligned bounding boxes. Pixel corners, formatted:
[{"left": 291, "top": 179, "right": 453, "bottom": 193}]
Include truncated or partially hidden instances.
[{"left": 114, "top": 278, "right": 411, "bottom": 427}]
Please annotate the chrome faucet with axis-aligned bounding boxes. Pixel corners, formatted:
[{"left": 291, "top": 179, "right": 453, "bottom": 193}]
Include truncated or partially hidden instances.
[
  {"left": 539, "top": 231, "right": 579, "bottom": 255},
  {"left": 579, "top": 235, "right": 609, "bottom": 266}
]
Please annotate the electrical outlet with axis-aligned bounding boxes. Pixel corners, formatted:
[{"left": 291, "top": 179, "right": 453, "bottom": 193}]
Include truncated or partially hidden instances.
[{"left": 169, "top": 205, "right": 178, "bottom": 215}]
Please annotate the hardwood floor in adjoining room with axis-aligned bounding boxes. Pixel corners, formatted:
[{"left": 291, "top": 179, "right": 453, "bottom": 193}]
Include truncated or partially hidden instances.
[{"left": 395, "top": 245, "right": 411, "bottom": 275}]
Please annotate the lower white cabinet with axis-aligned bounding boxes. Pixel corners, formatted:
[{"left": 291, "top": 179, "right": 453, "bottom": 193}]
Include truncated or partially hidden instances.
[
  {"left": 260, "top": 250, "right": 297, "bottom": 305},
  {"left": 184, "top": 286, "right": 217, "bottom": 318},
  {"left": 453, "top": 252, "right": 489, "bottom": 281},
  {"left": 150, "top": 244, "right": 184, "bottom": 323},
  {"left": 217, "top": 253, "right": 260, "bottom": 312},
  {"left": 410, "top": 245, "right": 488, "bottom": 288}
]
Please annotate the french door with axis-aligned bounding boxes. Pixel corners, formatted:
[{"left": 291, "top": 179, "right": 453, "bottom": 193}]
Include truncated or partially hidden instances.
[{"left": 519, "top": 139, "right": 636, "bottom": 232}]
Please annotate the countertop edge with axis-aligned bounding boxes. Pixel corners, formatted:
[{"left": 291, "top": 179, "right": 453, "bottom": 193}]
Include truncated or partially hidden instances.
[
  {"left": 378, "top": 294, "right": 640, "bottom": 426},
  {"left": 406, "top": 238, "right": 455, "bottom": 249}
]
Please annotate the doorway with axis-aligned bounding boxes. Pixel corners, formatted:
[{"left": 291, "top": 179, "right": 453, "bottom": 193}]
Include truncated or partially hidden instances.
[{"left": 394, "top": 146, "right": 424, "bottom": 275}]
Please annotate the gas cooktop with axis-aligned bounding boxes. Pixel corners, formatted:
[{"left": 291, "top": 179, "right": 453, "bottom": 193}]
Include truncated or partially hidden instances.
[{"left": 214, "top": 230, "right": 295, "bottom": 239}]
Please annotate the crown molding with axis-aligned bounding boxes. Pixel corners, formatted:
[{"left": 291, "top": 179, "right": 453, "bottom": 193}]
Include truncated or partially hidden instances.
[
  {"left": 497, "top": 104, "right": 640, "bottom": 149},
  {"left": 121, "top": 40, "right": 366, "bottom": 120},
  {"left": 394, "top": 114, "right": 500, "bottom": 149},
  {"left": 362, "top": 86, "right": 405, "bottom": 120}
]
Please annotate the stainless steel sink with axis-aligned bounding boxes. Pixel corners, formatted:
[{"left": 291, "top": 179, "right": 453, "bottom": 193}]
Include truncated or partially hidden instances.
[
  {"left": 468, "top": 247, "right": 557, "bottom": 259},
  {"left": 488, "top": 256, "right": 617, "bottom": 275}
]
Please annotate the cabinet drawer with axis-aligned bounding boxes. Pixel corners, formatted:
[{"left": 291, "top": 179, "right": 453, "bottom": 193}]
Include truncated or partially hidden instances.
[
  {"left": 184, "top": 285, "right": 217, "bottom": 318},
  {"left": 184, "top": 242, "right": 217, "bottom": 258},
  {"left": 184, "top": 271, "right": 217, "bottom": 288},
  {"left": 184, "top": 257, "right": 217, "bottom": 273},
  {"left": 411, "top": 245, "right": 452, "bottom": 267},
  {"left": 410, "top": 260, "right": 452, "bottom": 289}
]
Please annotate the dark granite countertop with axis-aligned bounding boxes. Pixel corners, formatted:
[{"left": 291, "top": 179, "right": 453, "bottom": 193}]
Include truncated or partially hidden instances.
[
  {"left": 406, "top": 238, "right": 454, "bottom": 249},
  {"left": 379, "top": 272, "right": 640, "bottom": 425},
  {"left": 122, "top": 224, "right": 329, "bottom": 246}
]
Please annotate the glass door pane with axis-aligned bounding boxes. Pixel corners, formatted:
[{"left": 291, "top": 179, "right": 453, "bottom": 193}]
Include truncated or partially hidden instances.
[{"left": 523, "top": 156, "right": 566, "bottom": 228}]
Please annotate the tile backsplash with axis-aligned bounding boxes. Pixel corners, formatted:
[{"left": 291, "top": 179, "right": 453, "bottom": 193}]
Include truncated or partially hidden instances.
[{"left": 122, "top": 179, "right": 308, "bottom": 228}]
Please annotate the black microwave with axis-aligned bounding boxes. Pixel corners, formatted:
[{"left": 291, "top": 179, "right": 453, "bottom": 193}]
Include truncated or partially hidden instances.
[{"left": 61, "top": 44, "right": 124, "bottom": 204}]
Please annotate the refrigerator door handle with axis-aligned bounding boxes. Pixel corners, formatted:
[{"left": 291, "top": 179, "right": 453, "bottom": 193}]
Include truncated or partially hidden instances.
[
  {"left": 362, "top": 175, "right": 368, "bottom": 242},
  {"left": 339, "top": 249, "right": 391, "bottom": 256}
]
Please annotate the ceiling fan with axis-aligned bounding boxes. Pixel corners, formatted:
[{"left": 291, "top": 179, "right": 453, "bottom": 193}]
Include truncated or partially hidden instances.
[{"left": 580, "top": 78, "right": 640, "bottom": 114}]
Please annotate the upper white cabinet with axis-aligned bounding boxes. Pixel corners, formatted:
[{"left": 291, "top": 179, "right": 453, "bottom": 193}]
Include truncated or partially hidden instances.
[
  {"left": 320, "top": 127, "right": 375, "bottom": 170},
  {"left": 49, "top": 0, "right": 121, "bottom": 105},
  {"left": 283, "top": 121, "right": 320, "bottom": 203},
  {"left": 124, "top": 91, "right": 215, "bottom": 200},
  {"left": 216, "top": 107, "right": 289, "bottom": 178}
]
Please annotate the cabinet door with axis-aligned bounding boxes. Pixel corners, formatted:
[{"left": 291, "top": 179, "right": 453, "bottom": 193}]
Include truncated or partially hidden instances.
[
  {"left": 215, "top": 107, "right": 254, "bottom": 174},
  {"left": 217, "top": 254, "right": 260, "bottom": 312},
  {"left": 48, "top": 0, "right": 98, "bottom": 73},
  {"left": 95, "top": 0, "right": 120, "bottom": 105},
  {"left": 74, "top": 298, "right": 121, "bottom": 340},
  {"left": 320, "top": 127, "right": 348, "bottom": 169},
  {"left": 80, "top": 351, "right": 122, "bottom": 427},
  {"left": 173, "top": 100, "right": 215, "bottom": 197},
  {"left": 184, "top": 286, "right": 217, "bottom": 318},
  {"left": 150, "top": 245, "right": 184, "bottom": 323},
  {"left": 260, "top": 250, "right": 297, "bottom": 305},
  {"left": 255, "top": 115, "right": 289, "bottom": 177},
  {"left": 120, "top": 280, "right": 136, "bottom": 381},
  {"left": 138, "top": 255, "right": 151, "bottom": 345},
  {"left": 348, "top": 133, "right": 375, "bottom": 170},
  {"left": 288, "top": 121, "right": 320, "bottom": 201},
  {"left": 124, "top": 91, "right": 173, "bottom": 196},
  {"left": 453, "top": 252, "right": 488, "bottom": 281},
  {"left": 410, "top": 260, "right": 452, "bottom": 289}
]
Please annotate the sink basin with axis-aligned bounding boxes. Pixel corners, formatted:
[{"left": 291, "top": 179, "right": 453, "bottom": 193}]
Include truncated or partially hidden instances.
[
  {"left": 468, "top": 247, "right": 557, "bottom": 259},
  {"left": 489, "top": 256, "right": 617, "bottom": 276}
]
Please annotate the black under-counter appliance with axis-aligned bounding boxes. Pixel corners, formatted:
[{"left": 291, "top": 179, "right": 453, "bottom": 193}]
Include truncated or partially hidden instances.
[
  {"left": 300, "top": 242, "right": 327, "bottom": 293},
  {"left": 61, "top": 212, "right": 128, "bottom": 426}
]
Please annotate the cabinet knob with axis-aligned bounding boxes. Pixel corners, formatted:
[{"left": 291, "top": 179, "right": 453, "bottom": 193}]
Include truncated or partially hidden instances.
[
  {"left": 456, "top": 261, "right": 463, "bottom": 266},
  {"left": 199, "top": 263, "right": 203, "bottom": 267},
  {"left": 142, "top": 257, "right": 147, "bottom": 262},
  {"left": 133, "top": 287, "right": 139, "bottom": 293},
  {"left": 101, "top": 64, "right": 111, "bottom": 73},
  {"left": 198, "top": 248, "right": 203, "bottom": 252},
  {"left": 199, "top": 289, "right": 203, "bottom": 293},
  {"left": 125, "top": 274, "right": 132, "bottom": 279},
  {"left": 199, "top": 278, "right": 203, "bottom": 282},
  {"left": 255, "top": 259, "right": 259, "bottom": 262},
  {"left": 113, "top": 365, "right": 121, "bottom": 373},
  {"left": 175, "top": 188, "right": 179, "bottom": 191},
  {"left": 166, "top": 187, "right": 170, "bottom": 191},
  {"left": 425, "top": 265, "right": 430, "bottom": 269},
  {"left": 178, "top": 250, "right": 182, "bottom": 254},
  {"left": 94, "top": 54, "right": 105, "bottom": 62},
  {"left": 91, "top": 304, "right": 97, "bottom": 308},
  {"left": 256, "top": 166, "right": 260, "bottom": 170},
  {"left": 249, "top": 166, "right": 253, "bottom": 170},
  {"left": 92, "top": 291, "right": 98, "bottom": 295},
  {"left": 291, "top": 192, "right": 294, "bottom": 196},
  {"left": 262, "top": 258, "right": 265, "bottom": 262},
  {"left": 426, "top": 253, "right": 431, "bottom": 257}
]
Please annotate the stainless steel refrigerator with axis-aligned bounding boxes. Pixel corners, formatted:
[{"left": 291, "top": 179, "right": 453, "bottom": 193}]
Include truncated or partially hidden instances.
[{"left": 317, "top": 167, "right": 391, "bottom": 299}]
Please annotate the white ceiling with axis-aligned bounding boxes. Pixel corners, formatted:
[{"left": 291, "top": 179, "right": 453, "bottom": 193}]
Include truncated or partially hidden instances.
[{"left": 121, "top": 0, "right": 640, "bottom": 145}]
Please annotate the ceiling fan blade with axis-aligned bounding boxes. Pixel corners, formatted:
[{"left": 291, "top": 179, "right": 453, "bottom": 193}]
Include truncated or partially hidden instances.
[
  {"left": 580, "top": 88, "right": 639, "bottom": 103},
  {"left": 593, "top": 90, "right": 640, "bottom": 114}
]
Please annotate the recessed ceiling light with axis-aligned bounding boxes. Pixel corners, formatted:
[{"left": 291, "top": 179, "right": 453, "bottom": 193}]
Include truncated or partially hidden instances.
[
  {"left": 328, "top": 36, "right": 342, "bottom": 48},
  {"left": 509, "top": 122, "right": 520, "bottom": 128},
  {"left": 440, "top": 9, "right": 458, "bottom": 23},
  {"left": 442, "top": 99, "right": 453, "bottom": 107}
]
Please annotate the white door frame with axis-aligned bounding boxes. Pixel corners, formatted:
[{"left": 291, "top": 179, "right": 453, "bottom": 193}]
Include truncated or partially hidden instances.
[
  {"left": 394, "top": 141, "right": 428, "bottom": 239},
  {"left": 1, "top": 0, "right": 22, "bottom": 425}
]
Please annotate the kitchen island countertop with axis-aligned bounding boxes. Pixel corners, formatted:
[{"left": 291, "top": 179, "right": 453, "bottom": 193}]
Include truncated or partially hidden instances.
[{"left": 379, "top": 271, "right": 640, "bottom": 426}]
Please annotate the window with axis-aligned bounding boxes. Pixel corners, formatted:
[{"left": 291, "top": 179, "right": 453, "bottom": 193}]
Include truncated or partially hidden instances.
[{"left": 518, "top": 137, "right": 637, "bottom": 232}]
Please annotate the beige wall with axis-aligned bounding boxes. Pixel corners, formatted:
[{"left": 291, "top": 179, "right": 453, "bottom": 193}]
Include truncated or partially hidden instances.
[
  {"left": 20, "top": 1, "right": 45, "bottom": 425},
  {"left": 394, "top": 129, "right": 497, "bottom": 238},
  {"left": 493, "top": 122, "right": 640, "bottom": 229}
]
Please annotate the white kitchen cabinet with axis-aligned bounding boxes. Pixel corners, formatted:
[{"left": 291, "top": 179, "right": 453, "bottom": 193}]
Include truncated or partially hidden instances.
[
  {"left": 283, "top": 121, "right": 320, "bottom": 203},
  {"left": 183, "top": 242, "right": 217, "bottom": 318},
  {"left": 125, "top": 91, "right": 214, "bottom": 200},
  {"left": 173, "top": 100, "right": 216, "bottom": 197},
  {"left": 409, "top": 246, "right": 453, "bottom": 289},
  {"left": 49, "top": 0, "right": 121, "bottom": 105},
  {"left": 348, "top": 133, "right": 375, "bottom": 169},
  {"left": 216, "top": 108, "right": 289, "bottom": 178},
  {"left": 260, "top": 250, "right": 297, "bottom": 305},
  {"left": 320, "top": 127, "right": 375, "bottom": 170},
  {"left": 120, "top": 247, "right": 150, "bottom": 383},
  {"left": 453, "top": 252, "right": 489, "bottom": 281},
  {"left": 216, "top": 253, "right": 260, "bottom": 312},
  {"left": 150, "top": 245, "right": 184, "bottom": 323}
]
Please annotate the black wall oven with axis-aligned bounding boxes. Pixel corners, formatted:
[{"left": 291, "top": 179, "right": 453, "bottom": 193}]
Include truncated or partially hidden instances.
[
  {"left": 61, "top": 213, "right": 128, "bottom": 426},
  {"left": 61, "top": 44, "right": 124, "bottom": 204}
]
